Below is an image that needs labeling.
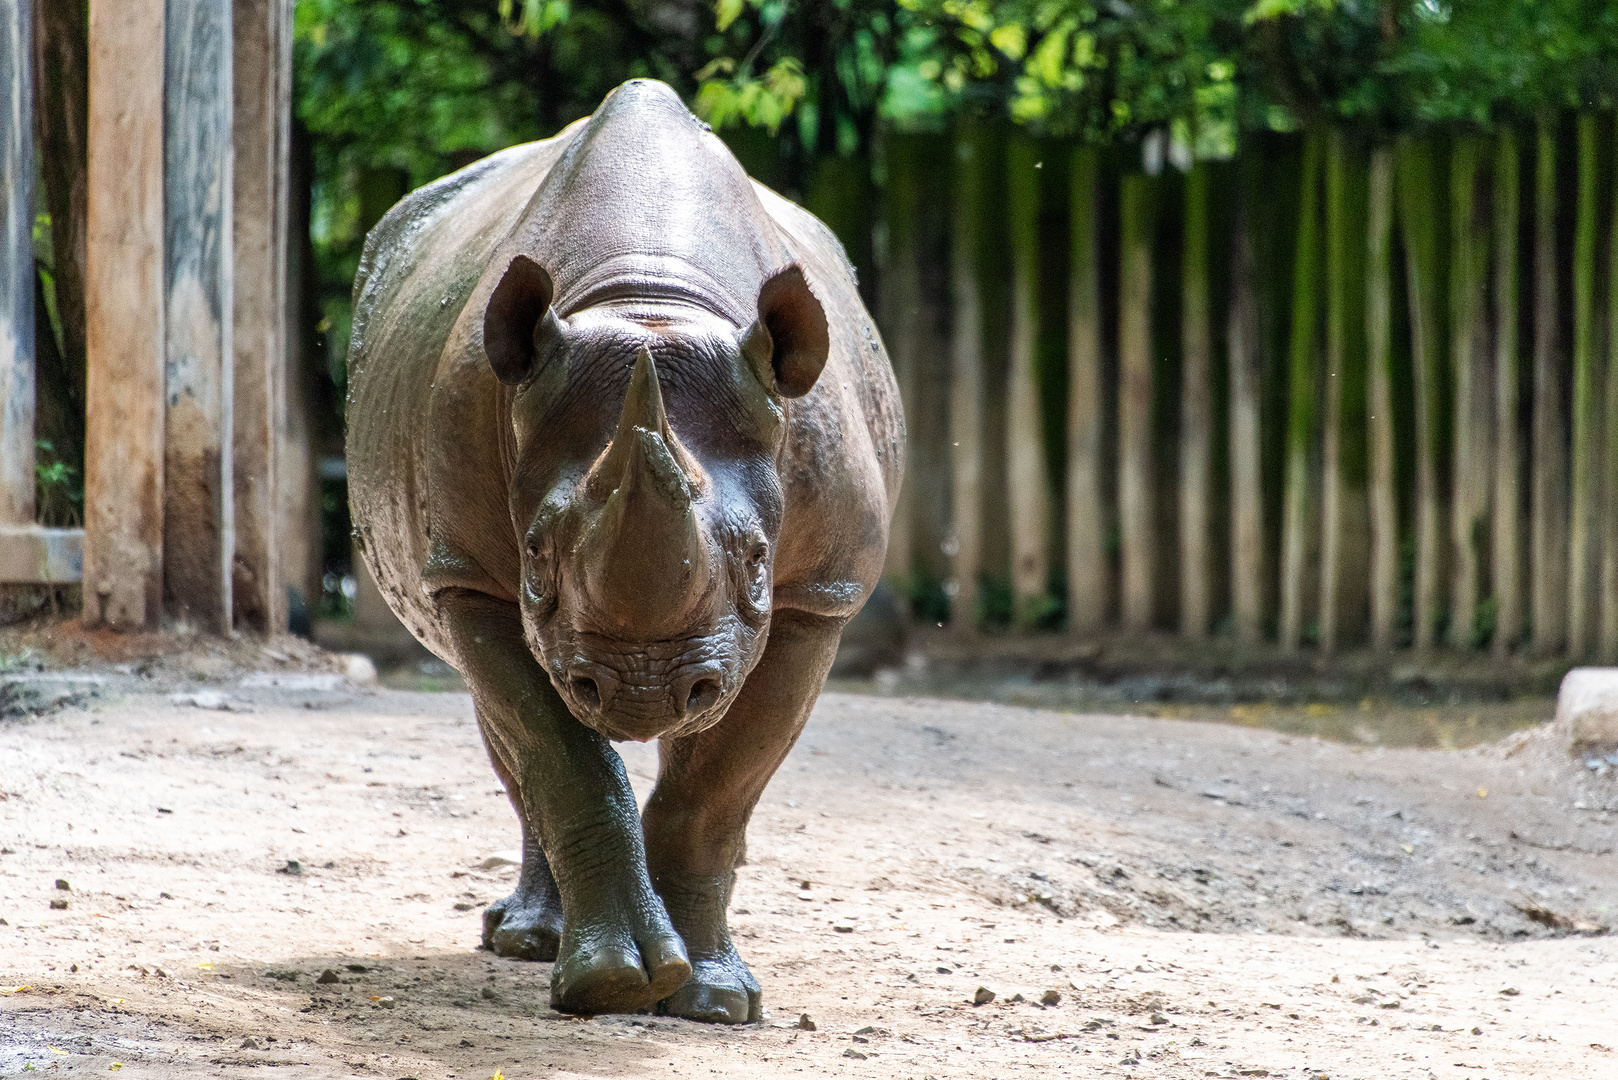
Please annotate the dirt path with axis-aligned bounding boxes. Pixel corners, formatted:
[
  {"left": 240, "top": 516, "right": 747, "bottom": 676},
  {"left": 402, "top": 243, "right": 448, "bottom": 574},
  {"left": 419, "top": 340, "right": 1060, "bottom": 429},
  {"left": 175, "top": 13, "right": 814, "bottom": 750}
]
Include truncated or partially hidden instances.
[{"left": 2, "top": 679, "right": 1615, "bottom": 1079}]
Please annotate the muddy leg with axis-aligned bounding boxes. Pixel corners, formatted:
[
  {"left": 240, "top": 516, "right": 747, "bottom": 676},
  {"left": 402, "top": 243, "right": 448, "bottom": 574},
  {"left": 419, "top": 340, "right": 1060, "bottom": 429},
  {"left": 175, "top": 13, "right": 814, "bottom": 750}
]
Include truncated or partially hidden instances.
[
  {"left": 478, "top": 729, "right": 563, "bottom": 961},
  {"left": 641, "top": 610, "right": 844, "bottom": 1024},
  {"left": 441, "top": 589, "right": 690, "bottom": 1014}
]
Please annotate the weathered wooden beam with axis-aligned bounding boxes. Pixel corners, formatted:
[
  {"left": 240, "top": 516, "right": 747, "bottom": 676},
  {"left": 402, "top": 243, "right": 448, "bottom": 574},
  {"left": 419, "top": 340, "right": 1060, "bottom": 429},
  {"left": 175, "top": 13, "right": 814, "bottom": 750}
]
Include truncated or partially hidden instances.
[
  {"left": 1491, "top": 130, "right": 1521, "bottom": 658},
  {"left": 1366, "top": 147, "right": 1398, "bottom": 651},
  {"left": 1005, "top": 135, "right": 1049, "bottom": 628},
  {"left": 1118, "top": 173, "right": 1154, "bottom": 633},
  {"left": 164, "top": 0, "right": 234, "bottom": 633},
  {"left": 0, "top": 0, "right": 35, "bottom": 530},
  {"left": 1228, "top": 189, "right": 1265, "bottom": 646},
  {"left": 948, "top": 125, "right": 988, "bottom": 634},
  {"left": 1530, "top": 114, "right": 1565, "bottom": 657},
  {"left": 1179, "top": 164, "right": 1212, "bottom": 640},
  {"left": 1066, "top": 146, "right": 1105, "bottom": 635},
  {"left": 85, "top": 0, "right": 166, "bottom": 627},
  {"left": 0, "top": 525, "right": 83, "bottom": 583},
  {"left": 231, "top": 0, "right": 289, "bottom": 633}
]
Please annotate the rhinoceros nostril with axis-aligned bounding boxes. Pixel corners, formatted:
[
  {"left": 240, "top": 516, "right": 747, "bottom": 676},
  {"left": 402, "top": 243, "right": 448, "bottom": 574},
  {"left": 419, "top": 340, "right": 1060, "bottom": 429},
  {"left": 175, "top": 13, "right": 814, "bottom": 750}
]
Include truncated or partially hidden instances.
[
  {"left": 682, "top": 677, "right": 721, "bottom": 716},
  {"left": 569, "top": 675, "right": 601, "bottom": 710}
]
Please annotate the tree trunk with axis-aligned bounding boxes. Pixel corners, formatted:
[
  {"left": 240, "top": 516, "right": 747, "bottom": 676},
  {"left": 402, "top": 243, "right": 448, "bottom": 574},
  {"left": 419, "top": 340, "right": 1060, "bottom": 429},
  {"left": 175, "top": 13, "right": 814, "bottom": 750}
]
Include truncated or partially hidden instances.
[
  {"left": 1531, "top": 113, "right": 1566, "bottom": 656},
  {"left": 1005, "top": 135, "right": 1049, "bottom": 629},
  {"left": 1492, "top": 129, "right": 1522, "bottom": 658},
  {"left": 949, "top": 124, "right": 989, "bottom": 633},
  {"left": 1280, "top": 133, "right": 1323, "bottom": 652},
  {"left": 1179, "top": 164, "right": 1212, "bottom": 639},
  {"left": 1067, "top": 145, "right": 1105, "bottom": 635},
  {"left": 1118, "top": 172, "right": 1154, "bottom": 632},
  {"left": 1229, "top": 194, "right": 1265, "bottom": 645},
  {"left": 1568, "top": 114, "right": 1598, "bottom": 659},
  {"left": 32, "top": 0, "right": 89, "bottom": 477},
  {"left": 1320, "top": 131, "right": 1348, "bottom": 654},
  {"left": 1398, "top": 136, "right": 1444, "bottom": 651},
  {"left": 1367, "top": 146, "right": 1398, "bottom": 651},
  {"left": 1449, "top": 136, "right": 1490, "bottom": 649}
]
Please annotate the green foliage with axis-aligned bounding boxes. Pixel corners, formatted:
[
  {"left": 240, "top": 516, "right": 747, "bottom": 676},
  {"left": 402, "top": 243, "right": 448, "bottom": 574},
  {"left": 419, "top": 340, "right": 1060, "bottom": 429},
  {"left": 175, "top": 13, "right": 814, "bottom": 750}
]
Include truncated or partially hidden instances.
[{"left": 34, "top": 441, "right": 81, "bottom": 529}]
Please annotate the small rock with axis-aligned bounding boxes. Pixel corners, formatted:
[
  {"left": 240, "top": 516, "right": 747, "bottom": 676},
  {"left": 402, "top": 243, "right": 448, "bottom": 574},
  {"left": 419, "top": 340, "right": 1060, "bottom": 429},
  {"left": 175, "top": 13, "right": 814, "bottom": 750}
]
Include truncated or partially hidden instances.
[
  {"left": 459, "top": 1038, "right": 475, "bottom": 1048},
  {"left": 973, "top": 986, "right": 996, "bottom": 1006},
  {"left": 153, "top": 967, "right": 170, "bottom": 978},
  {"left": 279, "top": 860, "right": 302, "bottom": 876},
  {"left": 842, "top": 1049, "right": 867, "bottom": 1060},
  {"left": 832, "top": 923, "right": 854, "bottom": 933},
  {"left": 316, "top": 969, "right": 340, "bottom": 985},
  {"left": 1471, "top": 1026, "right": 1483, "bottom": 1035},
  {"left": 54, "top": 879, "right": 70, "bottom": 891},
  {"left": 796, "top": 1013, "right": 816, "bottom": 1031},
  {"left": 169, "top": 690, "right": 239, "bottom": 711},
  {"left": 936, "top": 966, "right": 951, "bottom": 974},
  {"left": 1040, "top": 990, "right": 1062, "bottom": 1006},
  {"left": 345, "top": 964, "right": 369, "bottom": 973},
  {"left": 263, "top": 969, "right": 299, "bottom": 982},
  {"left": 379, "top": 996, "right": 397, "bottom": 1009},
  {"left": 160, "top": 892, "right": 174, "bottom": 900},
  {"left": 49, "top": 898, "right": 67, "bottom": 910},
  {"left": 453, "top": 902, "right": 477, "bottom": 911},
  {"left": 343, "top": 654, "right": 379, "bottom": 686},
  {"left": 240, "top": 1037, "right": 260, "bottom": 1050},
  {"left": 1499, "top": 986, "right": 1519, "bottom": 996},
  {"left": 1009, "top": 993, "right": 1025, "bottom": 1003},
  {"left": 480, "top": 986, "right": 500, "bottom": 1001},
  {"left": 1150, "top": 1012, "right": 1169, "bottom": 1024},
  {"left": 850, "top": 1035, "right": 869, "bottom": 1044},
  {"left": 478, "top": 851, "right": 522, "bottom": 870},
  {"left": 1377, "top": 1000, "right": 1400, "bottom": 1009}
]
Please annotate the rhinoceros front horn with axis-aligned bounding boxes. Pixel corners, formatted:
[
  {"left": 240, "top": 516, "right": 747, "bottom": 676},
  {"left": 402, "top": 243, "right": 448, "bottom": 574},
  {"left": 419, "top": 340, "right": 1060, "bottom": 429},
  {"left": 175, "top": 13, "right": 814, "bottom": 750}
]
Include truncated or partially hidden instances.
[
  {"left": 579, "top": 347, "right": 711, "bottom": 633},
  {"left": 484, "top": 253, "right": 564, "bottom": 385}
]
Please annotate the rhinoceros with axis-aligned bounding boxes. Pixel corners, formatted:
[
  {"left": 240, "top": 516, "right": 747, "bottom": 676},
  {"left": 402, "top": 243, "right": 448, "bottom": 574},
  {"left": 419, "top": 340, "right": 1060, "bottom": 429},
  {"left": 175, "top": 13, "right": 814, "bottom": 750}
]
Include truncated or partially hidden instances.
[{"left": 345, "top": 79, "right": 902, "bottom": 1022}]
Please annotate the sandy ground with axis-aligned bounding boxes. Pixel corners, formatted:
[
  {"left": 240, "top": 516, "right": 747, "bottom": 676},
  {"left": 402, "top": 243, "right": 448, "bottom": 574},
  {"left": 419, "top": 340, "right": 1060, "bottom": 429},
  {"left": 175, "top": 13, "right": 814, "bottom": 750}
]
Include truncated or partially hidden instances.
[{"left": 1, "top": 672, "right": 1616, "bottom": 1079}]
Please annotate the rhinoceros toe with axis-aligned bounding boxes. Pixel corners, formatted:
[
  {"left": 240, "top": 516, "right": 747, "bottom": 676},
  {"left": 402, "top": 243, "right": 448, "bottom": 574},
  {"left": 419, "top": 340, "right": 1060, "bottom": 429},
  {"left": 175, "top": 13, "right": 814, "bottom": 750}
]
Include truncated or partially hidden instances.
[
  {"left": 482, "top": 892, "right": 562, "bottom": 961},
  {"left": 550, "top": 931, "right": 691, "bottom": 1015},
  {"left": 658, "top": 955, "right": 761, "bottom": 1024}
]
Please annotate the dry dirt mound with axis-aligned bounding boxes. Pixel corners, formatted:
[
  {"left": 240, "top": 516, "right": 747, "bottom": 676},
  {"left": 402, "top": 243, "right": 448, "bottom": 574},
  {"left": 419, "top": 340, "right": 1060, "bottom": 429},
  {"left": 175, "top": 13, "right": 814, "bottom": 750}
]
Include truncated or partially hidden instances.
[{"left": 1, "top": 686, "right": 1614, "bottom": 1078}]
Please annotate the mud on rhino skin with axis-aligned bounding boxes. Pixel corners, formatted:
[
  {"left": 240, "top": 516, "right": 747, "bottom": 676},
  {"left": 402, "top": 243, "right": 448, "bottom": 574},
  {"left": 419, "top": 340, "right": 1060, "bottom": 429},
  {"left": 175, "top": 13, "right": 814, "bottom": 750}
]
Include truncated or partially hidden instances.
[{"left": 344, "top": 79, "right": 903, "bottom": 1022}]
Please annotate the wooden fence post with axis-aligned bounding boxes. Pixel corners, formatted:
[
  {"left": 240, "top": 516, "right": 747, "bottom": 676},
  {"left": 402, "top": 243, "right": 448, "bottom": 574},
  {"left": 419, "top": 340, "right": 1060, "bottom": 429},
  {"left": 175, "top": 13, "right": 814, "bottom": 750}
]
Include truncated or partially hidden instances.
[
  {"left": 1118, "top": 172, "right": 1154, "bottom": 632},
  {"left": 1603, "top": 114, "right": 1618, "bottom": 662},
  {"left": 1491, "top": 130, "right": 1521, "bottom": 657},
  {"left": 880, "top": 134, "right": 921, "bottom": 608},
  {"left": 163, "top": 0, "right": 234, "bottom": 633},
  {"left": 1006, "top": 135, "right": 1049, "bottom": 627},
  {"left": 1067, "top": 145, "right": 1105, "bottom": 635},
  {"left": 1397, "top": 137, "right": 1444, "bottom": 651},
  {"left": 85, "top": 0, "right": 166, "bottom": 627},
  {"left": 949, "top": 126, "right": 987, "bottom": 632},
  {"left": 0, "top": 0, "right": 33, "bottom": 531},
  {"left": 1280, "top": 133, "right": 1323, "bottom": 652},
  {"left": 1229, "top": 192, "right": 1264, "bottom": 646},
  {"left": 1366, "top": 146, "right": 1398, "bottom": 651},
  {"left": 1449, "top": 136, "right": 1490, "bottom": 650},
  {"left": 1568, "top": 114, "right": 1598, "bottom": 659},
  {"left": 1179, "top": 163, "right": 1212, "bottom": 639},
  {"left": 1530, "top": 114, "right": 1565, "bottom": 657},
  {"left": 232, "top": 0, "right": 289, "bottom": 634}
]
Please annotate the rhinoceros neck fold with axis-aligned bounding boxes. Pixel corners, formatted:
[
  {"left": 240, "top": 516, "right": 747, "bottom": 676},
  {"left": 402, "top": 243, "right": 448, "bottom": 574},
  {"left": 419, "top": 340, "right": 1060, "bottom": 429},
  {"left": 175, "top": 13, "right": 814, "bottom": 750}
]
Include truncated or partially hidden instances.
[{"left": 517, "top": 80, "right": 783, "bottom": 326}]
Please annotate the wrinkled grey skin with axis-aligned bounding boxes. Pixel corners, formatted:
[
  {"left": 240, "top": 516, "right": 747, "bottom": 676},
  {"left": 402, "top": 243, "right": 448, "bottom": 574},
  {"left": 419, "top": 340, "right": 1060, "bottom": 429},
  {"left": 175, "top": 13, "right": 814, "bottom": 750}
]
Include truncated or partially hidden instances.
[{"left": 345, "top": 80, "right": 902, "bottom": 1022}]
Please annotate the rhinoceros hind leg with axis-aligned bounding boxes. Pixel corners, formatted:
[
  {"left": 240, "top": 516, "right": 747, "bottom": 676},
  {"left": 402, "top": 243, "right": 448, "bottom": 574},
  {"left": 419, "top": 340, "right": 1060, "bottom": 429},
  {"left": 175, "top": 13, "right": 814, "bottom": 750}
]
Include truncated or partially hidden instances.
[{"left": 658, "top": 954, "right": 761, "bottom": 1023}]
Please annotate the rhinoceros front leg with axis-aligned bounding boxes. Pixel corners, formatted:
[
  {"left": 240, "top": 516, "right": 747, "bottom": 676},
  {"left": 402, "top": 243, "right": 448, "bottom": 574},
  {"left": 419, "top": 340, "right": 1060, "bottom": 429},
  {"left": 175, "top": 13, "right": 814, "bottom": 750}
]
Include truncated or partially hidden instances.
[
  {"left": 641, "top": 609, "right": 844, "bottom": 1024},
  {"left": 439, "top": 588, "right": 692, "bottom": 1014}
]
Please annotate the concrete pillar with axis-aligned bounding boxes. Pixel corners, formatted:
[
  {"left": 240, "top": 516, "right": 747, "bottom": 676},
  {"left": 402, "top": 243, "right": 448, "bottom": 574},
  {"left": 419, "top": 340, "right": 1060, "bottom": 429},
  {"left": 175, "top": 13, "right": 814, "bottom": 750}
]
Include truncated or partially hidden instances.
[
  {"left": 0, "top": 0, "right": 35, "bottom": 530},
  {"left": 163, "top": 0, "right": 234, "bottom": 632},
  {"left": 231, "top": 0, "right": 289, "bottom": 633},
  {"left": 85, "top": 0, "right": 166, "bottom": 627}
]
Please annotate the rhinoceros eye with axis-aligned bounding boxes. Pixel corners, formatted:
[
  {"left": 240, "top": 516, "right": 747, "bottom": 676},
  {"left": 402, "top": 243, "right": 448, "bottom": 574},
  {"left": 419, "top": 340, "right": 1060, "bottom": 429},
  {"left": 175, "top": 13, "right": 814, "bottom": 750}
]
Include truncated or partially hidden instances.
[
  {"left": 526, "top": 541, "right": 541, "bottom": 559},
  {"left": 746, "top": 542, "right": 767, "bottom": 568}
]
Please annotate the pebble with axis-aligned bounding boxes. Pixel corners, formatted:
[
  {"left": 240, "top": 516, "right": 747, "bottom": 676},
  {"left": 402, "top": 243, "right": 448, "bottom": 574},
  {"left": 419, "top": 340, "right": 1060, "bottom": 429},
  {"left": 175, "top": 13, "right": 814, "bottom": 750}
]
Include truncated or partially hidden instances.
[
  {"left": 796, "top": 1013, "right": 816, "bottom": 1031},
  {"left": 54, "top": 879, "right": 70, "bottom": 892},
  {"left": 478, "top": 851, "right": 522, "bottom": 870},
  {"left": 316, "top": 969, "right": 340, "bottom": 985},
  {"left": 973, "top": 986, "right": 996, "bottom": 1006},
  {"left": 843, "top": 1049, "right": 867, "bottom": 1059},
  {"left": 279, "top": 860, "right": 302, "bottom": 876},
  {"left": 240, "top": 1037, "right": 261, "bottom": 1050},
  {"left": 379, "top": 996, "right": 397, "bottom": 1009},
  {"left": 1041, "top": 990, "right": 1062, "bottom": 1006},
  {"left": 49, "top": 899, "right": 67, "bottom": 910}
]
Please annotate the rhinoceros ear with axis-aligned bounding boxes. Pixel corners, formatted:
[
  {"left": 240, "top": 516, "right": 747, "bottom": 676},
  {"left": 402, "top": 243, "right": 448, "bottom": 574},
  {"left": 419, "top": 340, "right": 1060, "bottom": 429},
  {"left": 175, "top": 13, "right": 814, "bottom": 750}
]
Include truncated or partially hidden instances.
[
  {"left": 484, "top": 254, "right": 562, "bottom": 385},
  {"left": 741, "top": 263, "right": 830, "bottom": 399}
]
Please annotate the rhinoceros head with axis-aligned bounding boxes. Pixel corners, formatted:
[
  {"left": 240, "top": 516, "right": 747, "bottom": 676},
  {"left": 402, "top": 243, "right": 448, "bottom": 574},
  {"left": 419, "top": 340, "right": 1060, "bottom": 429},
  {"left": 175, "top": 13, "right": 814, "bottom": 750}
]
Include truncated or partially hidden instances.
[{"left": 481, "top": 254, "right": 829, "bottom": 742}]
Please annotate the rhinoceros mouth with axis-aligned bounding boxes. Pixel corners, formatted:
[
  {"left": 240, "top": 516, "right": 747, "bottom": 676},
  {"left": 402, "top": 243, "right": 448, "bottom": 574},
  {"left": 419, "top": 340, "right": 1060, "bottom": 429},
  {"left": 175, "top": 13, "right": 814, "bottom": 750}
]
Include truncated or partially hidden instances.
[{"left": 544, "top": 629, "right": 744, "bottom": 742}]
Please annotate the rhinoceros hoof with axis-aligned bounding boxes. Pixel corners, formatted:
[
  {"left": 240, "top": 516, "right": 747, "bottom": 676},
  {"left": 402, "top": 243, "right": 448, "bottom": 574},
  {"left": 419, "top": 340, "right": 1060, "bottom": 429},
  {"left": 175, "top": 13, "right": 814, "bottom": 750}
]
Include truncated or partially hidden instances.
[
  {"left": 482, "top": 893, "right": 562, "bottom": 961},
  {"left": 550, "top": 931, "right": 691, "bottom": 1015},
  {"left": 658, "top": 955, "right": 762, "bottom": 1024}
]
